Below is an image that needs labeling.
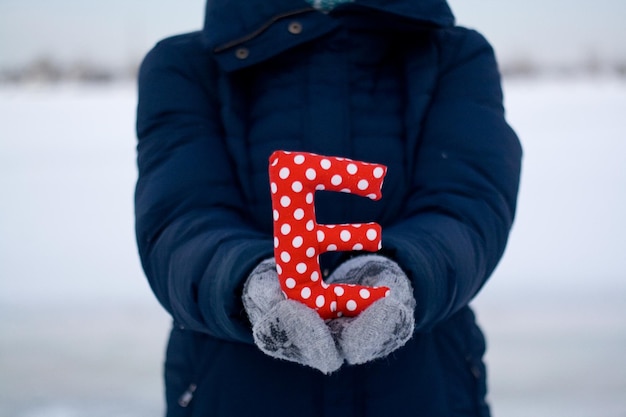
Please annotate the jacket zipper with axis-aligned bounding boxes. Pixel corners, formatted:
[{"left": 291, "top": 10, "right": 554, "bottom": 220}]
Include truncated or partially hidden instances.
[
  {"left": 175, "top": 324, "right": 217, "bottom": 409},
  {"left": 178, "top": 383, "right": 197, "bottom": 407}
]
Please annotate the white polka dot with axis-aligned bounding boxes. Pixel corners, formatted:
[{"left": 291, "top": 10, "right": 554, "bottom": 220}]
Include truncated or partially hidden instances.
[
  {"left": 301, "top": 287, "right": 311, "bottom": 299},
  {"left": 340, "top": 188, "right": 351, "bottom": 193},
  {"left": 294, "top": 155, "right": 305, "bottom": 165},
  {"left": 317, "top": 230, "right": 325, "bottom": 242},
  {"left": 373, "top": 167, "right": 384, "bottom": 178},
  {"left": 315, "top": 295, "right": 325, "bottom": 308},
  {"left": 294, "top": 208, "right": 305, "bottom": 220},
  {"left": 296, "top": 263, "right": 307, "bottom": 274},
  {"left": 359, "top": 289, "right": 371, "bottom": 299},
  {"left": 292, "top": 181, "right": 303, "bottom": 192},
  {"left": 280, "top": 196, "right": 291, "bottom": 207},
  {"left": 306, "top": 220, "right": 314, "bottom": 231},
  {"left": 280, "top": 251, "right": 291, "bottom": 263},
  {"left": 281, "top": 224, "right": 291, "bottom": 235},
  {"left": 321, "top": 281, "right": 329, "bottom": 289},
  {"left": 367, "top": 193, "right": 378, "bottom": 200},
  {"left": 271, "top": 182, "right": 277, "bottom": 194},
  {"left": 306, "top": 193, "right": 314, "bottom": 204},
  {"left": 305, "top": 168, "right": 317, "bottom": 180},
  {"left": 276, "top": 264, "right": 282, "bottom": 274},
  {"left": 292, "top": 236, "right": 303, "bottom": 248},
  {"left": 366, "top": 229, "right": 378, "bottom": 241},
  {"left": 347, "top": 163, "right": 358, "bottom": 174},
  {"left": 310, "top": 271, "right": 319, "bottom": 281},
  {"left": 315, "top": 184, "right": 325, "bottom": 190},
  {"left": 306, "top": 247, "right": 316, "bottom": 258},
  {"left": 357, "top": 179, "right": 369, "bottom": 190},
  {"left": 346, "top": 300, "right": 358, "bottom": 311},
  {"left": 385, "top": 290, "right": 391, "bottom": 297},
  {"left": 334, "top": 286, "right": 345, "bottom": 296},
  {"left": 279, "top": 167, "right": 290, "bottom": 179},
  {"left": 327, "top": 244, "right": 337, "bottom": 251},
  {"left": 273, "top": 210, "right": 279, "bottom": 221},
  {"left": 331, "top": 175, "right": 343, "bottom": 186},
  {"left": 274, "top": 237, "right": 279, "bottom": 248},
  {"left": 320, "top": 159, "right": 331, "bottom": 169},
  {"left": 340, "top": 230, "right": 351, "bottom": 242},
  {"left": 330, "top": 301, "right": 337, "bottom": 312},
  {"left": 378, "top": 241, "right": 383, "bottom": 250},
  {"left": 352, "top": 243, "right": 363, "bottom": 250},
  {"left": 285, "top": 278, "right": 296, "bottom": 289},
  {"left": 271, "top": 158, "right": 278, "bottom": 166}
]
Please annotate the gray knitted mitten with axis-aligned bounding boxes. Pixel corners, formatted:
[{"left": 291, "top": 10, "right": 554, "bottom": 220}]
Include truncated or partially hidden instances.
[
  {"left": 326, "top": 255, "right": 416, "bottom": 365},
  {"left": 242, "top": 258, "right": 343, "bottom": 374}
]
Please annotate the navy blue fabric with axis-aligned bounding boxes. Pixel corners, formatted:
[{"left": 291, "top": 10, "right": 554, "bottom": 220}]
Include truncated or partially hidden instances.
[{"left": 135, "top": 0, "right": 521, "bottom": 415}]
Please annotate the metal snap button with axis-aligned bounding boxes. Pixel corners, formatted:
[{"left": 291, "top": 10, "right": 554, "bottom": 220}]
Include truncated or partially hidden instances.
[
  {"left": 235, "top": 47, "right": 249, "bottom": 59},
  {"left": 288, "top": 21, "right": 303, "bottom": 35}
]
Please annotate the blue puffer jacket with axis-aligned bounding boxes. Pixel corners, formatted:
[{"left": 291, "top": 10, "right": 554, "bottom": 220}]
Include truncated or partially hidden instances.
[{"left": 135, "top": 0, "right": 522, "bottom": 415}]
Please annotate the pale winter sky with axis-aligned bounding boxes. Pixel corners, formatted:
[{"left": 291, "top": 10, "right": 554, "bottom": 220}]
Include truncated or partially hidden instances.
[{"left": 0, "top": 0, "right": 624, "bottom": 69}]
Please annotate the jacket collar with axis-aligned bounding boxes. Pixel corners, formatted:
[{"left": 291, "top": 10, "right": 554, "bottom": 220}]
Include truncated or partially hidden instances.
[{"left": 202, "top": 0, "right": 454, "bottom": 71}]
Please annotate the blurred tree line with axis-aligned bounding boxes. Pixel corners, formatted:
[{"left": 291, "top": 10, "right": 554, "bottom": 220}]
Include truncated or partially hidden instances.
[
  {"left": 0, "top": 56, "right": 140, "bottom": 85},
  {"left": 499, "top": 51, "right": 626, "bottom": 79},
  {"left": 1, "top": 53, "right": 625, "bottom": 85}
]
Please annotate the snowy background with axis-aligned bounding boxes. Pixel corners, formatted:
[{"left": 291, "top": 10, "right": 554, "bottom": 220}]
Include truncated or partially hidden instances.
[
  {"left": 1, "top": 0, "right": 626, "bottom": 415},
  {"left": 1, "top": 76, "right": 625, "bottom": 417}
]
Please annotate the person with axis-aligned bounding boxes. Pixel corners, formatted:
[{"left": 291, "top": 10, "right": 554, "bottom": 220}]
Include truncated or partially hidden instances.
[{"left": 134, "top": 0, "right": 522, "bottom": 415}]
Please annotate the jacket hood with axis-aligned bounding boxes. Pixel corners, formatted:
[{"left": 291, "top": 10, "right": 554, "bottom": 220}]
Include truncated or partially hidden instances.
[{"left": 202, "top": 0, "right": 454, "bottom": 55}]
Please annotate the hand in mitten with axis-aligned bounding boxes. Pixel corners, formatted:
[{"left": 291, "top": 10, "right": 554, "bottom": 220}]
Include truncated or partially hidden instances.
[
  {"left": 242, "top": 258, "right": 343, "bottom": 374},
  {"left": 326, "top": 255, "right": 416, "bottom": 365}
]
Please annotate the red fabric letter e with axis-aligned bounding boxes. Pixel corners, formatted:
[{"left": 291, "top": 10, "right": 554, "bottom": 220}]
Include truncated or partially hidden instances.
[{"left": 268, "top": 150, "right": 390, "bottom": 320}]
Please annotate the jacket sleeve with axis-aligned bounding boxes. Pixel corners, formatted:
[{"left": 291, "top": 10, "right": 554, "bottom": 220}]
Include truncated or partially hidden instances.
[
  {"left": 382, "top": 28, "right": 522, "bottom": 331},
  {"left": 135, "top": 35, "right": 273, "bottom": 344}
]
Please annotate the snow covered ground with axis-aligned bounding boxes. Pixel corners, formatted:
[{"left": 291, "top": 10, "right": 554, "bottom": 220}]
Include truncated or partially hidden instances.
[{"left": 0, "top": 78, "right": 625, "bottom": 416}]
